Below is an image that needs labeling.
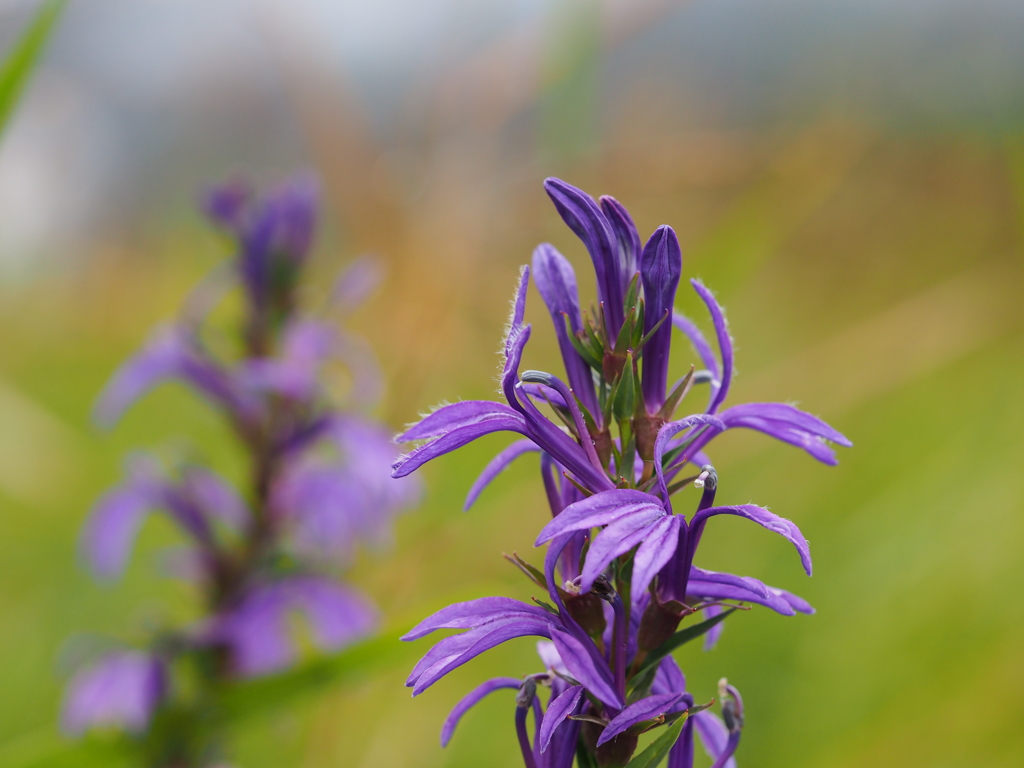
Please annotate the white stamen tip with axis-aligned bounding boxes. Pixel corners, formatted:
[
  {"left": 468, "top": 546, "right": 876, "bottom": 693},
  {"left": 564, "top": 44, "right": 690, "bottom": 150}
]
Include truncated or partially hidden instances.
[
  {"left": 694, "top": 470, "right": 710, "bottom": 489},
  {"left": 563, "top": 579, "right": 582, "bottom": 595}
]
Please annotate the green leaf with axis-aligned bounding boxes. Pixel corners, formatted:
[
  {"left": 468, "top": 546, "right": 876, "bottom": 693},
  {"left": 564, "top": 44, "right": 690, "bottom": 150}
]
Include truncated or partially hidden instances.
[
  {"left": 630, "top": 608, "right": 736, "bottom": 693},
  {"left": 0, "top": 0, "right": 66, "bottom": 138},
  {"left": 624, "top": 717, "right": 685, "bottom": 768}
]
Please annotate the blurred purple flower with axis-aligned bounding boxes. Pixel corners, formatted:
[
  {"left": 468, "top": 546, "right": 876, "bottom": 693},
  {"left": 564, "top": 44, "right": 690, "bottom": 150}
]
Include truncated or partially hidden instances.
[
  {"left": 205, "top": 577, "right": 377, "bottom": 678},
  {"left": 61, "top": 651, "right": 166, "bottom": 735}
]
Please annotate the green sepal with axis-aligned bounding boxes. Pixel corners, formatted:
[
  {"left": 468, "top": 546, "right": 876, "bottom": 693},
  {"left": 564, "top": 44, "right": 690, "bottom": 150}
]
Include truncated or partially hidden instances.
[
  {"left": 613, "top": 351, "right": 636, "bottom": 422},
  {"left": 562, "top": 313, "right": 604, "bottom": 370},
  {"left": 623, "top": 717, "right": 686, "bottom": 768},
  {"left": 658, "top": 366, "right": 694, "bottom": 420},
  {"left": 532, "top": 597, "right": 560, "bottom": 616},
  {"left": 635, "top": 308, "right": 670, "bottom": 353},
  {"left": 503, "top": 552, "right": 547, "bottom": 589}
]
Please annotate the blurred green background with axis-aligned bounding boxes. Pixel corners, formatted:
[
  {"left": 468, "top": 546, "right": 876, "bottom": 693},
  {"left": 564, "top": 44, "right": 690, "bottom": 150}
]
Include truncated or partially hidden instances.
[{"left": 1, "top": 0, "right": 1023, "bottom": 766}]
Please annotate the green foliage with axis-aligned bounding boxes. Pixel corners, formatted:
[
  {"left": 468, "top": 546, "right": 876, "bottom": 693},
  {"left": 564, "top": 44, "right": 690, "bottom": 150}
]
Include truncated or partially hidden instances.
[
  {"left": 0, "top": 0, "right": 66, "bottom": 138},
  {"left": 623, "top": 718, "right": 685, "bottom": 768}
]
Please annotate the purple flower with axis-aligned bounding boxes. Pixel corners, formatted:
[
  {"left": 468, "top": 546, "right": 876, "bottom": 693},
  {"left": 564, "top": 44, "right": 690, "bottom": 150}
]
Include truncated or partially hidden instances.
[
  {"left": 204, "top": 576, "right": 377, "bottom": 678},
  {"left": 61, "top": 651, "right": 166, "bottom": 735},
  {"left": 397, "top": 178, "right": 845, "bottom": 766}
]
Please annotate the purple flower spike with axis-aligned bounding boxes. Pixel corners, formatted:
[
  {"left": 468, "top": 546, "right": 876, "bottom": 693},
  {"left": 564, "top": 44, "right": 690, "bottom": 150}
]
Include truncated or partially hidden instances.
[
  {"left": 61, "top": 651, "right": 166, "bottom": 735},
  {"left": 544, "top": 178, "right": 624, "bottom": 338},
  {"left": 640, "top": 226, "right": 682, "bottom": 412}
]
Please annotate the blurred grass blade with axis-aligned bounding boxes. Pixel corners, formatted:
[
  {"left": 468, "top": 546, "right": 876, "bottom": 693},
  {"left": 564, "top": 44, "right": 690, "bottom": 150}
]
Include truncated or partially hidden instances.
[
  {"left": 0, "top": 0, "right": 66, "bottom": 137},
  {"left": 624, "top": 717, "right": 685, "bottom": 768}
]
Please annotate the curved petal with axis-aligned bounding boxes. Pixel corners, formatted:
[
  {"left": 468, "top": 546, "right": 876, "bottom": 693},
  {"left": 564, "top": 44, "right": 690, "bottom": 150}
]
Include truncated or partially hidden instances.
[
  {"left": 693, "top": 711, "right": 737, "bottom": 768},
  {"left": 579, "top": 511, "right": 665, "bottom": 593},
  {"left": 539, "top": 684, "right": 584, "bottom": 753},
  {"left": 597, "top": 692, "right": 685, "bottom": 747},
  {"left": 599, "top": 195, "right": 641, "bottom": 292},
  {"left": 685, "top": 580, "right": 796, "bottom": 616},
  {"left": 81, "top": 486, "right": 154, "bottom": 581},
  {"left": 631, "top": 516, "right": 682, "bottom": 605},
  {"left": 535, "top": 489, "right": 664, "bottom": 545},
  {"left": 690, "top": 280, "right": 733, "bottom": 414},
  {"left": 287, "top": 577, "right": 377, "bottom": 650},
  {"left": 544, "top": 178, "right": 623, "bottom": 336},
  {"left": 672, "top": 311, "right": 720, "bottom": 384},
  {"left": 61, "top": 651, "right": 166, "bottom": 736},
  {"left": 653, "top": 414, "right": 726, "bottom": 503},
  {"left": 690, "top": 504, "right": 812, "bottom": 576},
  {"left": 402, "top": 597, "right": 551, "bottom": 641},
  {"left": 548, "top": 625, "right": 622, "bottom": 709},
  {"left": 392, "top": 414, "right": 528, "bottom": 478},
  {"left": 397, "top": 401, "right": 522, "bottom": 442},
  {"left": 441, "top": 677, "right": 522, "bottom": 747},
  {"left": 464, "top": 439, "right": 540, "bottom": 510},
  {"left": 532, "top": 243, "right": 599, "bottom": 416}
]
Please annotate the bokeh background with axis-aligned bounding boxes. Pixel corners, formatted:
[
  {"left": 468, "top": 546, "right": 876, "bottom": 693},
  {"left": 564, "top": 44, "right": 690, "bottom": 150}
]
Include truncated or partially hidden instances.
[{"left": 2, "top": 0, "right": 1023, "bottom": 766}]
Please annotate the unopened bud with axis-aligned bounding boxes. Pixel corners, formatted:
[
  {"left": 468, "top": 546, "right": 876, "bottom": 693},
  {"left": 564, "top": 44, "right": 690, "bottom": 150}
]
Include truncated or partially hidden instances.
[{"left": 516, "top": 677, "right": 537, "bottom": 708}]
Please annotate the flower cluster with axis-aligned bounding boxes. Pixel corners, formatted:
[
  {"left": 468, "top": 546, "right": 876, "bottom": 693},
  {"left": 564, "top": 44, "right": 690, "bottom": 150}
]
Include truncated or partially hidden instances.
[
  {"left": 394, "top": 178, "right": 849, "bottom": 767},
  {"left": 61, "top": 176, "right": 418, "bottom": 758}
]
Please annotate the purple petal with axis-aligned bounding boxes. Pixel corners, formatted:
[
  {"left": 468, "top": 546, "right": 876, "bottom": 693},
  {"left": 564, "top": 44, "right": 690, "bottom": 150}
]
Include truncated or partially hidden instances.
[
  {"left": 548, "top": 625, "right": 622, "bottom": 709},
  {"left": 61, "top": 651, "right": 166, "bottom": 735},
  {"left": 206, "top": 587, "right": 294, "bottom": 677},
  {"left": 80, "top": 486, "right": 153, "bottom": 581},
  {"left": 652, "top": 415, "right": 727, "bottom": 504},
  {"left": 691, "top": 504, "right": 812, "bottom": 576},
  {"left": 721, "top": 403, "right": 850, "bottom": 445},
  {"left": 392, "top": 414, "right": 529, "bottom": 478},
  {"left": 769, "top": 586, "right": 815, "bottom": 615},
  {"left": 651, "top": 655, "right": 687, "bottom": 697},
  {"left": 689, "top": 567, "right": 769, "bottom": 599},
  {"left": 397, "top": 401, "right": 522, "bottom": 442},
  {"left": 286, "top": 577, "right": 377, "bottom": 650},
  {"left": 411, "top": 619, "right": 552, "bottom": 695},
  {"left": 181, "top": 467, "right": 250, "bottom": 532},
  {"left": 536, "top": 489, "right": 663, "bottom": 545},
  {"left": 544, "top": 178, "right": 623, "bottom": 337},
  {"left": 630, "top": 516, "right": 682, "bottom": 605},
  {"left": 531, "top": 243, "right": 599, "bottom": 417},
  {"left": 579, "top": 511, "right": 665, "bottom": 593},
  {"left": 402, "top": 597, "right": 551, "bottom": 641},
  {"left": 691, "top": 280, "right": 733, "bottom": 414},
  {"left": 539, "top": 685, "right": 584, "bottom": 753},
  {"left": 203, "top": 177, "right": 252, "bottom": 231},
  {"left": 464, "top": 439, "right": 540, "bottom": 510},
  {"left": 693, "top": 711, "right": 737, "bottom": 768},
  {"left": 330, "top": 255, "right": 382, "bottom": 311},
  {"left": 685, "top": 580, "right": 795, "bottom": 616},
  {"left": 597, "top": 692, "right": 685, "bottom": 747},
  {"left": 599, "top": 195, "right": 641, "bottom": 293},
  {"left": 94, "top": 326, "right": 252, "bottom": 427},
  {"left": 640, "top": 226, "right": 682, "bottom": 412},
  {"left": 701, "top": 604, "right": 725, "bottom": 651},
  {"left": 441, "top": 677, "right": 522, "bottom": 747},
  {"left": 672, "top": 311, "right": 720, "bottom": 384}
]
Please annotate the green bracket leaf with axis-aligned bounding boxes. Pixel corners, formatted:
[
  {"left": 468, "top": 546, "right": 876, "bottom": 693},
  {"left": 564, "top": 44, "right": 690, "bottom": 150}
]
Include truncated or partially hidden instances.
[{"left": 624, "top": 716, "right": 685, "bottom": 768}]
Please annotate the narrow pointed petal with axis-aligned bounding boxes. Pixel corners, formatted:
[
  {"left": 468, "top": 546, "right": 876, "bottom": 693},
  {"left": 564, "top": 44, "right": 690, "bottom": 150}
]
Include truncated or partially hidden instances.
[
  {"left": 544, "top": 178, "right": 623, "bottom": 336},
  {"left": 411, "top": 619, "right": 552, "bottom": 695},
  {"left": 688, "top": 567, "right": 769, "bottom": 599},
  {"left": 397, "top": 401, "right": 522, "bottom": 442},
  {"left": 548, "top": 625, "right": 622, "bottom": 709},
  {"left": 769, "top": 587, "right": 815, "bottom": 615},
  {"left": 579, "top": 510, "right": 665, "bottom": 593},
  {"left": 690, "top": 504, "right": 812, "bottom": 576},
  {"left": 539, "top": 684, "right": 584, "bottom": 753},
  {"left": 532, "top": 243, "right": 599, "bottom": 416},
  {"left": 402, "top": 597, "right": 551, "bottom": 641},
  {"left": 288, "top": 577, "right": 377, "bottom": 650},
  {"left": 640, "top": 226, "right": 682, "bottom": 411},
  {"left": 631, "top": 516, "right": 682, "bottom": 605},
  {"left": 720, "top": 403, "right": 850, "bottom": 445},
  {"left": 685, "top": 580, "right": 796, "bottom": 616},
  {"left": 701, "top": 605, "right": 726, "bottom": 651},
  {"left": 535, "top": 489, "right": 663, "bottom": 545},
  {"left": 392, "top": 414, "right": 528, "bottom": 478},
  {"left": 599, "top": 195, "right": 641, "bottom": 291},
  {"left": 690, "top": 280, "right": 733, "bottom": 414},
  {"left": 441, "top": 677, "right": 522, "bottom": 747},
  {"left": 597, "top": 692, "right": 685, "bottom": 747},
  {"left": 464, "top": 439, "right": 540, "bottom": 510}
]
